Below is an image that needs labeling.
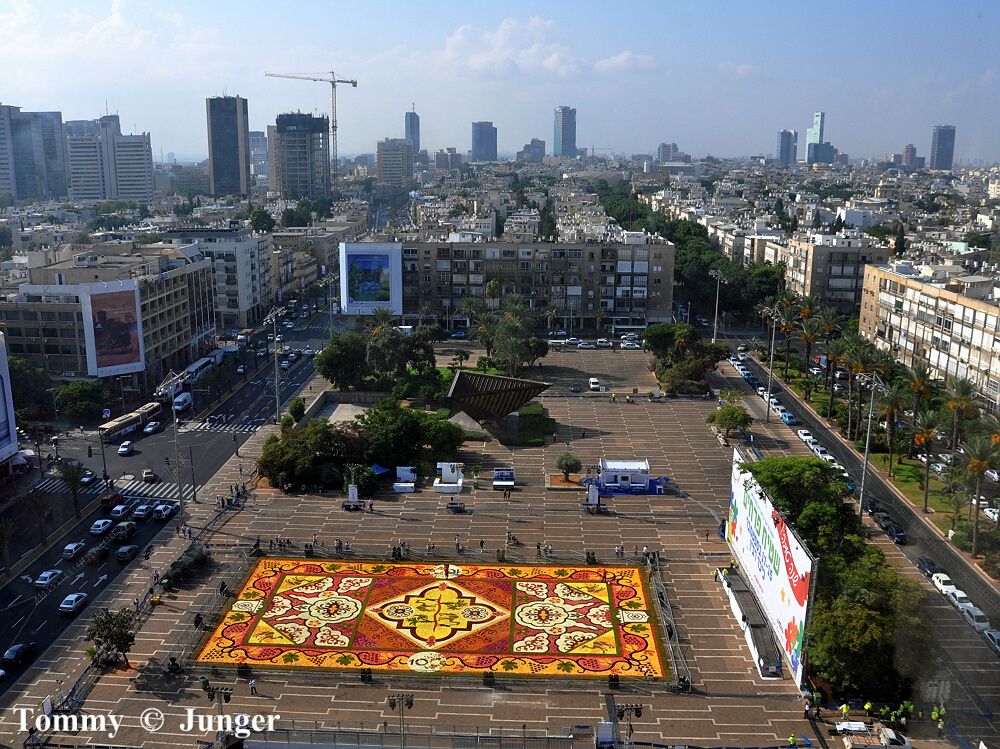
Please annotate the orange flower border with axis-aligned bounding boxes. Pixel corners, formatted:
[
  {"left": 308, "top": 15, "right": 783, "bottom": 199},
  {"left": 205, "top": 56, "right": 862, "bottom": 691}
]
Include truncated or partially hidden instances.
[{"left": 195, "top": 559, "right": 668, "bottom": 679}]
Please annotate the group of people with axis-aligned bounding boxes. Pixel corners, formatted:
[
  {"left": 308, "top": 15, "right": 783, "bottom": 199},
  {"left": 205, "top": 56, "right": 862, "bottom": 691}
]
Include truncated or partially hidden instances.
[
  {"left": 796, "top": 694, "right": 947, "bottom": 739},
  {"left": 174, "top": 524, "right": 193, "bottom": 539}
]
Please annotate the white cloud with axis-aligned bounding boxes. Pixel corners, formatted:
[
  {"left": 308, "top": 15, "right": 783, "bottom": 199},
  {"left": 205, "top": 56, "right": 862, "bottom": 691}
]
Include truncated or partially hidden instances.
[
  {"left": 594, "top": 51, "right": 657, "bottom": 75},
  {"left": 717, "top": 62, "right": 760, "bottom": 80}
]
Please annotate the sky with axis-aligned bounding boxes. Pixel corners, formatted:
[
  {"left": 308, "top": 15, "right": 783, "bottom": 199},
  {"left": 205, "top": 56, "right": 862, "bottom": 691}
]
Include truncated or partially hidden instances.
[{"left": 1, "top": 0, "right": 998, "bottom": 164}]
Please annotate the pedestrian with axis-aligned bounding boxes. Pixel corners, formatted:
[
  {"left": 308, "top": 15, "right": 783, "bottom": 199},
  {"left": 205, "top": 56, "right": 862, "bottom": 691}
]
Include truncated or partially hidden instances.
[
  {"left": 536, "top": 542, "right": 542, "bottom": 557},
  {"left": 840, "top": 703, "right": 849, "bottom": 719},
  {"left": 938, "top": 719, "right": 944, "bottom": 737},
  {"left": 175, "top": 524, "right": 180, "bottom": 536},
  {"left": 249, "top": 678, "right": 258, "bottom": 695},
  {"left": 931, "top": 709, "right": 938, "bottom": 723},
  {"left": 581, "top": 429, "right": 586, "bottom": 439},
  {"left": 713, "top": 569, "right": 718, "bottom": 582},
  {"left": 804, "top": 701, "right": 811, "bottom": 720},
  {"left": 864, "top": 701, "right": 873, "bottom": 717},
  {"left": 368, "top": 498, "right": 374, "bottom": 513},
  {"left": 642, "top": 545, "right": 649, "bottom": 560},
  {"left": 939, "top": 705, "right": 946, "bottom": 718},
  {"left": 899, "top": 716, "right": 906, "bottom": 730},
  {"left": 633, "top": 545, "right": 638, "bottom": 558},
  {"left": 705, "top": 529, "right": 710, "bottom": 540},
  {"left": 313, "top": 534, "right": 318, "bottom": 546},
  {"left": 527, "top": 503, "right": 531, "bottom": 515},
  {"left": 480, "top": 539, "right": 485, "bottom": 553},
  {"left": 788, "top": 735, "right": 796, "bottom": 748},
  {"left": 917, "top": 710, "right": 923, "bottom": 722},
  {"left": 133, "top": 598, "right": 139, "bottom": 611},
  {"left": 239, "top": 463, "right": 243, "bottom": 475}
]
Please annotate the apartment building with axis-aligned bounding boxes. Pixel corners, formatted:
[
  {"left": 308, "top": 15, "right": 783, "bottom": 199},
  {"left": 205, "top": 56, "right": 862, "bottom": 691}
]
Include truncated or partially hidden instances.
[
  {"left": 65, "top": 115, "right": 154, "bottom": 204},
  {"left": 376, "top": 138, "right": 414, "bottom": 187},
  {"left": 859, "top": 262, "right": 1000, "bottom": 408},
  {"left": 0, "top": 243, "right": 214, "bottom": 387},
  {"left": 397, "top": 237, "right": 674, "bottom": 333},
  {"left": 267, "top": 113, "right": 330, "bottom": 199},
  {"left": 161, "top": 225, "right": 272, "bottom": 330},
  {"left": 779, "top": 231, "right": 889, "bottom": 314}
]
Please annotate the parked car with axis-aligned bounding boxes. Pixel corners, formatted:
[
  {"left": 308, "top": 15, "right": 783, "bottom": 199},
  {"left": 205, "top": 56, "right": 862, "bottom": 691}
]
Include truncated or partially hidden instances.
[
  {"left": 931, "top": 462, "right": 948, "bottom": 475},
  {"left": 450, "top": 331, "right": 466, "bottom": 339},
  {"left": 916, "top": 556, "right": 940, "bottom": 577},
  {"left": 80, "top": 470, "right": 98, "bottom": 485},
  {"left": 59, "top": 592, "right": 89, "bottom": 614},
  {"left": 887, "top": 523, "right": 907, "bottom": 544},
  {"left": 796, "top": 429, "right": 814, "bottom": 443},
  {"left": 62, "top": 541, "right": 86, "bottom": 560},
  {"left": 133, "top": 504, "right": 155, "bottom": 520},
  {"left": 1, "top": 642, "right": 36, "bottom": 666},
  {"left": 116, "top": 545, "right": 140, "bottom": 563},
  {"left": 863, "top": 497, "right": 881, "bottom": 516},
  {"left": 961, "top": 606, "right": 991, "bottom": 632},
  {"left": 780, "top": 412, "right": 797, "bottom": 425},
  {"left": 946, "top": 589, "right": 972, "bottom": 609},
  {"left": 987, "top": 469, "right": 1000, "bottom": 482},
  {"left": 565, "top": 337, "right": 583, "bottom": 345},
  {"left": 620, "top": 341, "right": 641, "bottom": 350},
  {"left": 569, "top": 382, "right": 581, "bottom": 393},
  {"left": 871, "top": 511, "right": 893, "bottom": 531},
  {"left": 236, "top": 365, "right": 245, "bottom": 375},
  {"left": 110, "top": 521, "right": 137, "bottom": 541},
  {"left": 984, "top": 629, "right": 1000, "bottom": 657},
  {"left": 90, "top": 519, "right": 113, "bottom": 535},
  {"left": 578, "top": 342, "right": 597, "bottom": 349},
  {"left": 143, "top": 421, "right": 162, "bottom": 435},
  {"left": 117, "top": 441, "right": 134, "bottom": 456},
  {"left": 932, "top": 573, "right": 957, "bottom": 595},
  {"left": 153, "top": 503, "right": 178, "bottom": 519},
  {"left": 738, "top": 352, "right": 748, "bottom": 361},
  {"left": 809, "top": 366, "right": 824, "bottom": 376},
  {"left": 597, "top": 338, "right": 613, "bottom": 348},
  {"left": 34, "top": 569, "right": 63, "bottom": 589},
  {"left": 984, "top": 507, "right": 1000, "bottom": 523},
  {"left": 550, "top": 330, "right": 567, "bottom": 337}
]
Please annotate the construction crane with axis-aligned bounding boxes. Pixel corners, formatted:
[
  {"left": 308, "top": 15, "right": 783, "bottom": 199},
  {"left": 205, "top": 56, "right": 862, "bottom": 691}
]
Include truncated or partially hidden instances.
[{"left": 265, "top": 70, "right": 357, "bottom": 199}]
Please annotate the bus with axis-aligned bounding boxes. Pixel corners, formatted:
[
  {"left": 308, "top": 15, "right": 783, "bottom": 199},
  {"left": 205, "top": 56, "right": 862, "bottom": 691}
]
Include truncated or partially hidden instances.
[
  {"left": 98, "top": 413, "right": 142, "bottom": 442},
  {"left": 184, "top": 357, "right": 214, "bottom": 381},
  {"left": 135, "top": 402, "right": 162, "bottom": 425}
]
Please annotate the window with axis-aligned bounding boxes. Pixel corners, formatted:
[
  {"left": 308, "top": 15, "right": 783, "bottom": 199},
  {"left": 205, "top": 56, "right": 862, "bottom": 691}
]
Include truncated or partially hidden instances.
[
  {"left": 3, "top": 311, "right": 19, "bottom": 321},
  {"left": 41, "top": 311, "right": 56, "bottom": 321},
  {"left": 58, "top": 311, "right": 74, "bottom": 322},
  {"left": 22, "top": 311, "right": 37, "bottom": 320}
]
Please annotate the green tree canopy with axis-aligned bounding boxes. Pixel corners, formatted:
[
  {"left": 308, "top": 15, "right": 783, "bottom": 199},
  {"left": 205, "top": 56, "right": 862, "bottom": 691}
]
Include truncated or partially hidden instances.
[
  {"left": 706, "top": 404, "right": 753, "bottom": 437},
  {"left": 555, "top": 451, "right": 582, "bottom": 481},
  {"left": 55, "top": 381, "right": 117, "bottom": 421},
  {"left": 8, "top": 356, "right": 51, "bottom": 414},
  {"left": 314, "top": 332, "right": 369, "bottom": 390},
  {"left": 85, "top": 607, "right": 137, "bottom": 666}
]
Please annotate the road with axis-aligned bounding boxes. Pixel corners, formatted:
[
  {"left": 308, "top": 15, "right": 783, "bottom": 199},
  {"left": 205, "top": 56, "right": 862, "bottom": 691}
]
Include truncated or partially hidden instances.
[{"left": 0, "top": 311, "right": 334, "bottom": 691}]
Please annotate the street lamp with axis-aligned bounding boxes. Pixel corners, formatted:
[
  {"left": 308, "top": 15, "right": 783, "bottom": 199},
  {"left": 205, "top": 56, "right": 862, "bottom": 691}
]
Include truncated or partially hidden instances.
[
  {"left": 857, "top": 372, "right": 890, "bottom": 520},
  {"left": 616, "top": 703, "right": 643, "bottom": 749},
  {"left": 387, "top": 693, "right": 413, "bottom": 749},
  {"left": 763, "top": 306, "right": 780, "bottom": 424},
  {"left": 709, "top": 269, "right": 727, "bottom": 344}
]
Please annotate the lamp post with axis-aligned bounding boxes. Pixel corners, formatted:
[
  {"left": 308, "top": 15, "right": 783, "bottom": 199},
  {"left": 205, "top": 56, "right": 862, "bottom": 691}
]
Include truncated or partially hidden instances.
[
  {"left": 387, "top": 693, "right": 413, "bottom": 749},
  {"left": 46, "top": 388, "right": 60, "bottom": 458},
  {"left": 709, "top": 269, "right": 727, "bottom": 344},
  {"left": 857, "top": 372, "right": 889, "bottom": 521},
  {"left": 763, "top": 306, "right": 779, "bottom": 423},
  {"left": 616, "top": 703, "right": 643, "bottom": 749}
]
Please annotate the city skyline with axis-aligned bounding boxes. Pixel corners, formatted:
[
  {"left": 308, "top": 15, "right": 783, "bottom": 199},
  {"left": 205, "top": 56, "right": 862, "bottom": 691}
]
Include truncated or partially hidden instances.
[{"left": 0, "top": 0, "right": 997, "bottom": 163}]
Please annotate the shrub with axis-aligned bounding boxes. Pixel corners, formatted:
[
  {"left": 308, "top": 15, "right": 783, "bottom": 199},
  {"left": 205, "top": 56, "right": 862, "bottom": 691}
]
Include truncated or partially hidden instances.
[
  {"left": 519, "top": 403, "right": 544, "bottom": 417},
  {"left": 351, "top": 466, "right": 379, "bottom": 497},
  {"left": 289, "top": 397, "right": 306, "bottom": 422},
  {"left": 280, "top": 414, "right": 295, "bottom": 432},
  {"left": 499, "top": 435, "right": 545, "bottom": 447},
  {"left": 555, "top": 451, "right": 582, "bottom": 480}
]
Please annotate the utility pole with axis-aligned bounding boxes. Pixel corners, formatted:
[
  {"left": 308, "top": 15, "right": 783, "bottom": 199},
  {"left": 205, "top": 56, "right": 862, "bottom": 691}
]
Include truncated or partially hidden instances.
[
  {"left": 709, "top": 269, "right": 727, "bottom": 344},
  {"left": 264, "top": 307, "right": 283, "bottom": 424},
  {"left": 154, "top": 371, "right": 190, "bottom": 519}
]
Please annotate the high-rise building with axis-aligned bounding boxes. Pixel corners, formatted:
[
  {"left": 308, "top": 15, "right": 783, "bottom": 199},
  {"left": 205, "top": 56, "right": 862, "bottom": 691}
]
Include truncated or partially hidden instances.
[
  {"left": 377, "top": 138, "right": 414, "bottom": 186},
  {"left": 0, "top": 105, "right": 67, "bottom": 201},
  {"left": 206, "top": 96, "right": 251, "bottom": 197},
  {"left": 553, "top": 106, "right": 576, "bottom": 158},
  {"left": 404, "top": 109, "right": 420, "bottom": 155},
  {"left": 65, "top": 114, "right": 153, "bottom": 203},
  {"left": 249, "top": 130, "right": 268, "bottom": 177},
  {"left": 657, "top": 143, "right": 678, "bottom": 162},
  {"left": 901, "top": 144, "right": 916, "bottom": 167},
  {"left": 806, "top": 112, "right": 825, "bottom": 146},
  {"left": 268, "top": 112, "right": 330, "bottom": 199},
  {"left": 776, "top": 130, "right": 798, "bottom": 166},
  {"left": 517, "top": 138, "right": 546, "bottom": 162},
  {"left": 929, "top": 125, "right": 956, "bottom": 171},
  {"left": 471, "top": 121, "right": 497, "bottom": 162}
]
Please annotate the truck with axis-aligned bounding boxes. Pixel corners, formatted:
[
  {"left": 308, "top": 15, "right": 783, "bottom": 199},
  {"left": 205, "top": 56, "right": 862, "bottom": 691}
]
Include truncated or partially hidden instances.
[{"left": 840, "top": 723, "right": 911, "bottom": 749}]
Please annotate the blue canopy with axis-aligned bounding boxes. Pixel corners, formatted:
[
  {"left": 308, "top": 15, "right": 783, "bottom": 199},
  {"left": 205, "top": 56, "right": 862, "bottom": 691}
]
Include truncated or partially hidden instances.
[{"left": 370, "top": 464, "right": 391, "bottom": 476}]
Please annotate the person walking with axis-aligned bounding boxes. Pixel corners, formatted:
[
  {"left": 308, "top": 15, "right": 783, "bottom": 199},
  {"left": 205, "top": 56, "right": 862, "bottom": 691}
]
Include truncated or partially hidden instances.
[
  {"left": 931, "top": 708, "right": 938, "bottom": 724},
  {"left": 804, "top": 701, "right": 811, "bottom": 720},
  {"left": 480, "top": 539, "right": 485, "bottom": 553},
  {"left": 249, "top": 678, "right": 258, "bottom": 695},
  {"left": 840, "top": 703, "right": 850, "bottom": 719},
  {"left": 938, "top": 719, "right": 944, "bottom": 737},
  {"left": 133, "top": 598, "right": 140, "bottom": 611},
  {"left": 788, "top": 735, "right": 796, "bottom": 748}
]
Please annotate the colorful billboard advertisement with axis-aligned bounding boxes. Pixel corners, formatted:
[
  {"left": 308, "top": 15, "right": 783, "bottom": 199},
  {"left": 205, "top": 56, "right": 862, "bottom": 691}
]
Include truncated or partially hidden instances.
[
  {"left": 81, "top": 281, "right": 145, "bottom": 377},
  {"left": 727, "top": 450, "right": 813, "bottom": 686},
  {"left": 0, "top": 337, "right": 19, "bottom": 465},
  {"left": 339, "top": 243, "right": 402, "bottom": 316}
]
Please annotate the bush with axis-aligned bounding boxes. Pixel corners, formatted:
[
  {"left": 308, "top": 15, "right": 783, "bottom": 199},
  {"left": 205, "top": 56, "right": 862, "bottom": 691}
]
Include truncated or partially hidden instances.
[
  {"left": 519, "top": 403, "right": 544, "bottom": 417},
  {"left": 499, "top": 435, "right": 545, "bottom": 447},
  {"left": 289, "top": 397, "right": 306, "bottom": 422},
  {"left": 280, "top": 414, "right": 295, "bottom": 432},
  {"left": 434, "top": 408, "right": 451, "bottom": 420},
  {"left": 160, "top": 545, "right": 209, "bottom": 590},
  {"left": 351, "top": 466, "right": 379, "bottom": 497}
]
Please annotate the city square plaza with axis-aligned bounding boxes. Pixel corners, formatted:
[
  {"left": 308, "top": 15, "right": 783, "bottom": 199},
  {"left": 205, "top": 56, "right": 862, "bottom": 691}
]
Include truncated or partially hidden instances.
[{"left": 0, "top": 345, "right": 952, "bottom": 748}]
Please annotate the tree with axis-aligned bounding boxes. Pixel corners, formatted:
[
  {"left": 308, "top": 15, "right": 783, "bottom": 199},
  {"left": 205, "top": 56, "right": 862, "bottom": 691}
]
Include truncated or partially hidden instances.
[
  {"left": 706, "top": 404, "right": 753, "bottom": 437},
  {"left": 964, "top": 436, "right": 996, "bottom": 558},
  {"left": 355, "top": 398, "right": 424, "bottom": 468},
  {"left": 0, "top": 518, "right": 14, "bottom": 578},
  {"left": 878, "top": 383, "right": 909, "bottom": 476},
  {"left": 485, "top": 278, "right": 501, "bottom": 313},
  {"left": 288, "top": 397, "right": 306, "bottom": 422},
  {"left": 25, "top": 488, "right": 53, "bottom": 546},
  {"left": 894, "top": 224, "right": 907, "bottom": 255},
  {"left": 423, "top": 419, "right": 466, "bottom": 456},
  {"left": 0, "top": 192, "right": 14, "bottom": 209},
  {"left": 58, "top": 461, "right": 87, "bottom": 519},
  {"left": 366, "top": 328, "right": 408, "bottom": 386},
  {"left": 314, "top": 332, "right": 369, "bottom": 390},
  {"left": 525, "top": 337, "right": 549, "bottom": 366},
  {"left": 946, "top": 377, "right": 977, "bottom": 450},
  {"left": 555, "top": 451, "right": 582, "bottom": 481},
  {"left": 797, "top": 317, "right": 822, "bottom": 370},
  {"left": 248, "top": 208, "right": 275, "bottom": 234},
  {"left": 55, "top": 381, "right": 116, "bottom": 421},
  {"left": 8, "top": 356, "right": 51, "bottom": 415},
  {"left": 913, "top": 409, "right": 942, "bottom": 513},
  {"left": 85, "top": 607, "right": 136, "bottom": 667},
  {"left": 452, "top": 348, "right": 470, "bottom": 369},
  {"left": 801, "top": 375, "right": 822, "bottom": 403},
  {"left": 0, "top": 226, "right": 12, "bottom": 248}
]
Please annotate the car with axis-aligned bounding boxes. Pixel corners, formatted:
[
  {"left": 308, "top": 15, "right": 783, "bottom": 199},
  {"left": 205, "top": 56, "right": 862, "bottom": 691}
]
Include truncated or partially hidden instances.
[
  {"left": 569, "top": 382, "right": 581, "bottom": 393},
  {"left": 133, "top": 504, "right": 155, "bottom": 520},
  {"left": 257, "top": 348, "right": 267, "bottom": 358},
  {"left": 236, "top": 365, "right": 245, "bottom": 375},
  {"left": 863, "top": 497, "right": 881, "bottom": 516},
  {"left": 947, "top": 589, "right": 972, "bottom": 609},
  {"left": 266, "top": 333, "right": 274, "bottom": 340},
  {"left": 34, "top": 569, "right": 63, "bottom": 589},
  {"left": 596, "top": 338, "right": 613, "bottom": 348},
  {"left": 880, "top": 728, "right": 912, "bottom": 749},
  {"left": 62, "top": 540, "right": 86, "bottom": 560},
  {"left": 299, "top": 311, "right": 308, "bottom": 319},
  {"left": 110, "top": 521, "right": 137, "bottom": 541},
  {"left": 738, "top": 352, "right": 748, "bottom": 361},
  {"left": 304, "top": 347, "right": 315, "bottom": 356},
  {"left": 59, "top": 592, "right": 89, "bottom": 614},
  {"left": 780, "top": 412, "right": 797, "bottom": 425},
  {"left": 90, "top": 519, "right": 113, "bottom": 535},
  {"left": 887, "top": 523, "right": 907, "bottom": 544},
  {"left": 809, "top": 366, "right": 825, "bottom": 376},
  {"left": 565, "top": 337, "right": 583, "bottom": 345},
  {"left": 117, "top": 441, "right": 134, "bottom": 456},
  {"left": 143, "top": 421, "right": 162, "bottom": 435},
  {"left": 1, "top": 642, "right": 36, "bottom": 667},
  {"left": 984, "top": 507, "right": 1000, "bottom": 523},
  {"left": 550, "top": 330, "right": 567, "bottom": 337},
  {"left": 736, "top": 344, "right": 748, "bottom": 352},
  {"left": 142, "top": 469, "right": 156, "bottom": 483},
  {"left": 280, "top": 360, "right": 291, "bottom": 370},
  {"left": 116, "top": 544, "right": 140, "bottom": 563},
  {"left": 796, "top": 429, "right": 814, "bottom": 443},
  {"left": 916, "top": 453, "right": 930, "bottom": 464},
  {"left": 916, "top": 556, "right": 940, "bottom": 577},
  {"left": 282, "top": 345, "right": 291, "bottom": 354},
  {"left": 620, "top": 341, "right": 641, "bottom": 350},
  {"left": 961, "top": 605, "right": 991, "bottom": 632},
  {"left": 84, "top": 545, "right": 109, "bottom": 564},
  {"left": 80, "top": 470, "right": 97, "bottom": 485},
  {"left": 578, "top": 342, "right": 597, "bottom": 349},
  {"left": 450, "top": 331, "right": 467, "bottom": 339},
  {"left": 984, "top": 629, "right": 1000, "bottom": 656},
  {"left": 288, "top": 352, "right": 299, "bottom": 362},
  {"left": 987, "top": 469, "right": 1000, "bottom": 482},
  {"left": 620, "top": 332, "right": 639, "bottom": 340},
  {"left": 153, "top": 502, "right": 178, "bottom": 519},
  {"left": 870, "top": 511, "right": 893, "bottom": 530},
  {"left": 109, "top": 502, "right": 137, "bottom": 521},
  {"left": 931, "top": 462, "right": 948, "bottom": 475},
  {"left": 833, "top": 383, "right": 846, "bottom": 393},
  {"left": 275, "top": 334, "right": 283, "bottom": 342},
  {"left": 932, "top": 573, "right": 957, "bottom": 596},
  {"left": 939, "top": 453, "right": 954, "bottom": 465}
]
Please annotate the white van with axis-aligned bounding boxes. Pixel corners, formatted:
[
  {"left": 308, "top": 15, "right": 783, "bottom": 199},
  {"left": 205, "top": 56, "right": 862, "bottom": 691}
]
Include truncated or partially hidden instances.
[
  {"left": 588, "top": 377, "right": 601, "bottom": 391},
  {"left": 173, "top": 392, "right": 193, "bottom": 412}
]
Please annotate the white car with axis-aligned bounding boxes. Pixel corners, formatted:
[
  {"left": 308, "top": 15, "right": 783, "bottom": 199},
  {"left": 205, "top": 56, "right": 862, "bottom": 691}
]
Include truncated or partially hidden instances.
[
  {"left": 738, "top": 352, "right": 748, "bottom": 361},
  {"left": 59, "top": 592, "right": 89, "bottom": 614},
  {"left": 143, "top": 421, "right": 161, "bottom": 434},
  {"left": 962, "top": 606, "right": 991, "bottom": 632},
  {"left": 34, "top": 569, "right": 63, "bottom": 589},
  {"left": 117, "top": 441, "right": 134, "bottom": 456},
  {"left": 987, "top": 469, "right": 1000, "bottom": 482},
  {"left": 90, "top": 518, "right": 113, "bottom": 535},
  {"left": 62, "top": 541, "right": 86, "bottom": 560},
  {"left": 236, "top": 365, "right": 245, "bottom": 374},
  {"left": 984, "top": 629, "right": 1000, "bottom": 656},
  {"left": 80, "top": 470, "right": 97, "bottom": 485},
  {"left": 984, "top": 507, "right": 1000, "bottom": 523},
  {"left": 620, "top": 341, "right": 641, "bottom": 350},
  {"left": 596, "top": 338, "right": 613, "bottom": 348},
  {"left": 304, "top": 347, "right": 315, "bottom": 356},
  {"left": 947, "top": 589, "right": 972, "bottom": 609},
  {"left": 275, "top": 334, "right": 284, "bottom": 342},
  {"left": 932, "top": 573, "right": 956, "bottom": 596},
  {"left": 796, "top": 429, "right": 814, "bottom": 443},
  {"left": 280, "top": 360, "right": 290, "bottom": 370},
  {"left": 153, "top": 502, "right": 178, "bottom": 519}
]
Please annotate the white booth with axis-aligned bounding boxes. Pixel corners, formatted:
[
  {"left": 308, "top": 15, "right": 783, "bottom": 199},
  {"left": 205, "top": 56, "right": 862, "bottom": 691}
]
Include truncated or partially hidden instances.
[
  {"left": 598, "top": 459, "right": 651, "bottom": 494},
  {"left": 433, "top": 462, "right": 464, "bottom": 495},
  {"left": 492, "top": 467, "right": 515, "bottom": 490},
  {"left": 394, "top": 466, "right": 417, "bottom": 493}
]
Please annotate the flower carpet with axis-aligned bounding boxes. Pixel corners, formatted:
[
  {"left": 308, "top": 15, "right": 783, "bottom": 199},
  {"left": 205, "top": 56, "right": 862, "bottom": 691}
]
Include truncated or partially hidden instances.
[{"left": 196, "top": 559, "right": 667, "bottom": 678}]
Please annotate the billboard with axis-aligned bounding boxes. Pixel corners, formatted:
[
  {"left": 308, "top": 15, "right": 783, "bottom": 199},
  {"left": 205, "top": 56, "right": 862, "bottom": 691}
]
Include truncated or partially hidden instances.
[
  {"left": 0, "top": 337, "right": 19, "bottom": 465},
  {"left": 339, "top": 243, "right": 402, "bottom": 316},
  {"left": 81, "top": 281, "right": 145, "bottom": 377},
  {"left": 727, "top": 450, "right": 813, "bottom": 685}
]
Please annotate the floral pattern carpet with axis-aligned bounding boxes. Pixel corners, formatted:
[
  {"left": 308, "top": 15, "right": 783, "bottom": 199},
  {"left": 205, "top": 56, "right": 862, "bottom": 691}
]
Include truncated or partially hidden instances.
[{"left": 196, "top": 560, "right": 667, "bottom": 678}]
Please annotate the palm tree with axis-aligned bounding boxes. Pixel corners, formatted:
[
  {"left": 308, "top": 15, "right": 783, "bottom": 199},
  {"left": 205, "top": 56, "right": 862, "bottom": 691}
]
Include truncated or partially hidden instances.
[
  {"left": 24, "top": 488, "right": 53, "bottom": 546},
  {"left": 946, "top": 377, "right": 978, "bottom": 450},
  {"left": 964, "top": 435, "right": 996, "bottom": 558},
  {"left": 824, "top": 337, "right": 849, "bottom": 414},
  {"left": 0, "top": 518, "right": 14, "bottom": 578},
  {"left": 496, "top": 335, "right": 528, "bottom": 377},
  {"left": 848, "top": 344, "right": 876, "bottom": 441},
  {"left": 501, "top": 294, "right": 527, "bottom": 330},
  {"left": 797, "top": 294, "right": 821, "bottom": 319},
  {"left": 419, "top": 303, "right": 433, "bottom": 326},
  {"left": 594, "top": 307, "right": 607, "bottom": 336},
  {"left": 816, "top": 306, "right": 844, "bottom": 341},
  {"left": 801, "top": 375, "right": 821, "bottom": 402},
  {"left": 58, "top": 461, "right": 87, "bottom": 519},
  {"left": 542, "top": 303, "right": 561, "bottom": 334},
  {"left": 877, "top": 383, "right": 909, "bottom": 476},
  {"left": 797, "top": 317, "right": 822, "bottom": 371},
  {"left": 455, "top": 297, "right": 480, "bottom": 325},
  {"left": 906, "top": 361, "right": 942, "bottom": 417},
  {"left": 370, "top": 306, "right": 395, "bottom": 332},
  {"left": 913, "top": 409, "right": 943, "bottom": 513},
  {"left": 471, "top": 313, "right": 498, "bottom": 358},
  {"left": 485, "top": 278, "right": 501, "bottom": 314},
  {"left": 775, "top": 305, "right": 798, "bottom": 381}
]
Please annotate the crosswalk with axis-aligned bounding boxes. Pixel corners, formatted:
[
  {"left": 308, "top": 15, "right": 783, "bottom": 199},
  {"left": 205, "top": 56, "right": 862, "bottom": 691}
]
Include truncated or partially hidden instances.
[
  {"left": 33, "top": 477, "right": 204, "bottom": 501},
  {"left": 184, "top": 419, "right": 266, "bottom": 434}
]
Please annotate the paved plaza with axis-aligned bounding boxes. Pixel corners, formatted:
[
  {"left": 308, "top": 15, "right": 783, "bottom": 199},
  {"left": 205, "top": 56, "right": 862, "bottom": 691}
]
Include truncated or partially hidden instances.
[{"left": 0, "top": 345, "right": 954, "bottom": 749}]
